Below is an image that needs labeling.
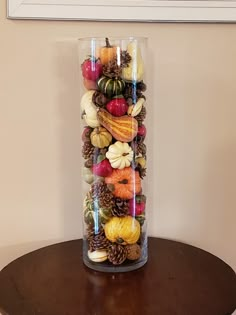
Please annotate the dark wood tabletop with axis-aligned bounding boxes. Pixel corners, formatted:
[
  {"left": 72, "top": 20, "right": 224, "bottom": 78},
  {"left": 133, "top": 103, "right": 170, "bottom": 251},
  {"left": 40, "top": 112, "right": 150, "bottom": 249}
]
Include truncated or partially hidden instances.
[{"left": 0, "top": 237, "right": 235, "bottom": 315}]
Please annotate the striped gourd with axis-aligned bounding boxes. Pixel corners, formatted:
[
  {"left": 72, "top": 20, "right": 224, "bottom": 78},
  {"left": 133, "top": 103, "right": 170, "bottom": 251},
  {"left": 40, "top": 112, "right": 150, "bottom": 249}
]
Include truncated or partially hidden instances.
[
  {"left": 97, "top": 108, "right": 138, "bottom": 142},
  {"left": 97, "top": 76, "right": 125, "bottom": 97},
  {"left": 83, "top": 192, "right": 112, "bottom": 226}
]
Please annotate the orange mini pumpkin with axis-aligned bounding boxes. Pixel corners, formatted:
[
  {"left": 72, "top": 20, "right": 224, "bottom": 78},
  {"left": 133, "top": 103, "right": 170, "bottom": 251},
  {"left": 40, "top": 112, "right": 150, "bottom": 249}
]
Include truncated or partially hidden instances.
[
  {"left": 99, "top": 38, "right": 118, "bottom": 65},
  {"left": 105, "top": 167, "right": 141, "bottom": 199}
]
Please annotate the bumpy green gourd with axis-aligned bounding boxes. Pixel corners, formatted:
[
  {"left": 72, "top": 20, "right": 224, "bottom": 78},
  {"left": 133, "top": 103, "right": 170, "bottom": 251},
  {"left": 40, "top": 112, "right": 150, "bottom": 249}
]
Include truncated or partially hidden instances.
[{"left": 97, "top": 76, "right": 125, "bottom": 97}]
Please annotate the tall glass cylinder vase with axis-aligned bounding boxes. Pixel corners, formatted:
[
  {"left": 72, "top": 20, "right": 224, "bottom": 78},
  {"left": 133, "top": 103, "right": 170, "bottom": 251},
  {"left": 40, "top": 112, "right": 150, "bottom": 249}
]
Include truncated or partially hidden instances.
[{"left": 78, "top": 37, "right": 148, "bottom": 272}]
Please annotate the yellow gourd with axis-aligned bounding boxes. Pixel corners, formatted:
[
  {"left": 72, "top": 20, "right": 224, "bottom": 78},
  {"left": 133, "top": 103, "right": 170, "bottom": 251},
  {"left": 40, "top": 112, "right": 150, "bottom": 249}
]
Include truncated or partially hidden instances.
[
  {"left": 90, "top": 127, "right": 112, "bottom": 148},
  {"left": 122, "top": 41, "right": 144, "bottom": 82},
  {"left": 104, "top": 216, "right": 140, "bottom": 245}
]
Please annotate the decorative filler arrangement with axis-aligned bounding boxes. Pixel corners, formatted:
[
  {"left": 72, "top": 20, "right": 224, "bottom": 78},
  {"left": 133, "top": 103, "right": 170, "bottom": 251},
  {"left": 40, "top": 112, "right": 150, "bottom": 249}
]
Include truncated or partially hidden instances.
[{"left": 79, "top": 37, "right": 148, "bottom": 272}]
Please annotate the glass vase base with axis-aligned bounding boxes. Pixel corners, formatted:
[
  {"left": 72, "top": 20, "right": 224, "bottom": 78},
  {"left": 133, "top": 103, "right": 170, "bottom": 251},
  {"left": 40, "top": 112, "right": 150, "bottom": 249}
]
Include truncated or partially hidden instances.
[{"left": 83, "top": 257, "right": 148, "bottom": 273}]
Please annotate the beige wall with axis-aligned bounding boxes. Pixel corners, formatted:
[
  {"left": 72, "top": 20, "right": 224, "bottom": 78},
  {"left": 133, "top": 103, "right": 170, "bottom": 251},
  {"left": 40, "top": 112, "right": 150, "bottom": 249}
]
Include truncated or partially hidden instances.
[{"left": 0, "top": 0, "right": 236, "bottom": 271}]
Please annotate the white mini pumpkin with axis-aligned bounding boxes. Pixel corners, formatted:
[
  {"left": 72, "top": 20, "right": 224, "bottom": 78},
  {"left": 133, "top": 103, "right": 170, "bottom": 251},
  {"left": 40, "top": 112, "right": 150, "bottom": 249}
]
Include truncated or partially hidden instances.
[
  {"left": 80, "top": 90, "right": 100, "bottom": 128},
  {"left": 88, "top": 250, "right": 108, "bottom": 262},
  {"left": 106, "top": 141, "right": 133, "bottom": 169}
]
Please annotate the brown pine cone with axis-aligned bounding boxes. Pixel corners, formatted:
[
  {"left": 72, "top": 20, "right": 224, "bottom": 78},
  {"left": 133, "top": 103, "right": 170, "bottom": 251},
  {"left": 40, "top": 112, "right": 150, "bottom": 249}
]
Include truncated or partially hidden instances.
[
  {"left": 82, "top": 142, "right": 95, "bottom": 160},
  {"left": 107, "top": 244, "right": 127, "bottom": 265},
  {"left": 103, "top": 50, "right": 131, "bottom": 78},
  {"left": 86, "top": 226, "right": 110, "bottom": 251},
  {"left": 135, "top": 105, "right": 146, "bottom": 126},
  {"left": 89, "top": 233, "right": 110, "bottom": 252},
  {"left": 92, "top": 90, "right": 109, "bottom": 108},
  {"left": 86, "top": 225, "right": 96, "bottom": 242},
  {"left": 120, "top": 50, "right": 132, "bottom": 67},
  {"left": 136, "top": 165, "right": 147, "bottom": 179},
  {"left": 103, "top": 59, "right": 122, "bottom": 78},
  {"left": 126, "top": 244, "right": 141, "bottom": 260},
  {"left": 111, "top": 198, "right": 129, "bottom": 217},
  {"left": 90, "top": 181, "right": 114, "bottom": 208},
  {"left": 131, "top": 141, "right": 147, "bottom": 157},
  {"left": 137, "top": 142, "right": 147, "bottom": 156},
  {"left": 84, "top": 157, "right": 93, "bottom": 168}
]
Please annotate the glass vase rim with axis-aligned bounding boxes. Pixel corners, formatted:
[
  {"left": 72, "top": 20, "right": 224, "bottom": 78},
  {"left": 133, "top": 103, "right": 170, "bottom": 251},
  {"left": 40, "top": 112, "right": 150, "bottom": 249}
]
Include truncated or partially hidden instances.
[{"left": 78, "top": 36, "right": 148, "bottom": 42}]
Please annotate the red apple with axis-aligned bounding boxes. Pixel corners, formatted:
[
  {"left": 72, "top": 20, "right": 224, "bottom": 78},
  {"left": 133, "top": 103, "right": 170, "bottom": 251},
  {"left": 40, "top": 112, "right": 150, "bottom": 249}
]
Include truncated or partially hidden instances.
[
  {"left": 137, "top": 124, "right": 147, "bottom": 137},
  {"left": 81, "top": 59, "right": 103, "bottom": 81},
  {"left": 83, "top": 78, "right": 98, "bottom": 90},
  {"left": 129, "top": 195, "right": 146, "bottom": 216},
  {"left": 92, "top": 159, "right": 113, "bottom": 177},
  {"left": 106, "top": 97, "right": 128, "bottom": 117}
]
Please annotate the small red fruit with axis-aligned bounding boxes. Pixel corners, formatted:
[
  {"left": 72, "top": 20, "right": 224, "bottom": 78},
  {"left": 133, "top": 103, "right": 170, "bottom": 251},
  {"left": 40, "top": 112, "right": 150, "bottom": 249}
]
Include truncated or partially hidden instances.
[
  {"left": 137, "top": 124, "right": 147, "bottom": 137},
  {"left": 92, "top": 159, "right": 113, "bottom": 177},
  {"left": 83, "top": 78, "right": 98, "bottom": 90},
  {"left": 81, "top": 59, "right": 103, "bottom": 81},
  {"left": 106, "top": 97, "right": 128, "bottom": 117},
  {"left": 129, "top": 195, "right": 146, "bottom": 216}
]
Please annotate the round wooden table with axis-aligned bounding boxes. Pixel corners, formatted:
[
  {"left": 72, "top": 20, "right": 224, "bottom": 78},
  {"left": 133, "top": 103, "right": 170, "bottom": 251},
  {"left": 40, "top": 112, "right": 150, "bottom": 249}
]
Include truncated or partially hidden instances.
[{"left": 0, "top": 238, "right": 235, "bottom": 315}]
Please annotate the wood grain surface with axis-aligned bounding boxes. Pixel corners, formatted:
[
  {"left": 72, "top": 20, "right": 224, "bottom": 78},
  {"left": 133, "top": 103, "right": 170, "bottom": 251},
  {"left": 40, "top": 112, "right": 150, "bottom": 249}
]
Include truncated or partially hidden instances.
[{"left": 0, "top": 238, "right": 235, "bottom": 315}]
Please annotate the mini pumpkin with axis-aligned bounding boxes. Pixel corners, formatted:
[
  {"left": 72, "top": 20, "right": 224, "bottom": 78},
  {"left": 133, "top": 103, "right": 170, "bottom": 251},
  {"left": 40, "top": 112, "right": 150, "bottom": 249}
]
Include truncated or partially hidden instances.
[
  {"left": 105, "top": 167, "right": 141, "bottom": 199},
  {"left": 88, "top": 250, "right": 108, "bottom": 262},
  {"left": 80, "top": 90, "right": 100, "bottom": 128},
  {"left": 106, "top": 141, "right": 133, "bottom": 169},
  {"left": 104, "top": 216, "right": 140, "bottom": 245},
  {"left": 98, "top": 37, "right": 118, "bottom": 65},
  {"left": 90, "top": 127, "right": 112, "bottom": 148}
]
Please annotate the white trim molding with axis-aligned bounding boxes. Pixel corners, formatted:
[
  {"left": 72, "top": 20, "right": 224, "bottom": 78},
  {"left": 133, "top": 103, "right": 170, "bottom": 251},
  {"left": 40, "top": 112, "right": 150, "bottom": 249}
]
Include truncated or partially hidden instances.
[{"left": 7, "top": 0, "right": 236, "bottom": 22}]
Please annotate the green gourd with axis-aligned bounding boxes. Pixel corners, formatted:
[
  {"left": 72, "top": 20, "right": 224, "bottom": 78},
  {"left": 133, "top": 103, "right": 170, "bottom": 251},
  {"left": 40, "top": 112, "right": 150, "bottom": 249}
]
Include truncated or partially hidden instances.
[
  {"left": 97, "top": 76, "right": 125, "bottom": 97},
  {"left": 83, "top": 192, "right": 112, "bottom": 226}
]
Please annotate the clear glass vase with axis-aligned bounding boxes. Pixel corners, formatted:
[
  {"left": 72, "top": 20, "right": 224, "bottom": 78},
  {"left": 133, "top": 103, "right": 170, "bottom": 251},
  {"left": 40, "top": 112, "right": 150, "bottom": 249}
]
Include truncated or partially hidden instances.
[{"left": 78, "top": 37, "right": 148, "bottom": 272}]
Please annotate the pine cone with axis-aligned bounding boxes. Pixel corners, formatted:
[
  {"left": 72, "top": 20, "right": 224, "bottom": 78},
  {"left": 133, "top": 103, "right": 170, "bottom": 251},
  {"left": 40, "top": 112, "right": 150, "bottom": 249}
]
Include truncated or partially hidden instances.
[
  {"left": 86, "top": 225, "right": 97, "bottom": 242},
  {"left": 86, "top": 226, "right": 110, "bottom": 251},
  {"left": 131, "top": 141, "right": 147, "bottom": 157},
  {"left": 111, "top": 198, "right": 129, "bottom": 217},
  {"left": 84, "top": 157, "right": 93, "bottom": 168},
  {"left": 135, "top": 105, "right": 146, "bottom": 126},
  {"left": 126, "top": 244, "right": 141, "bottom": 260},
  {"left": 90, "top": 181, "right": 114, "bottom": 209},
  {"left": 103, "top": 59, "right": 122, "bottom": 78},
  {"left": 136, "top": 165, "right": 147, "bottom": 179},
  {"left": 137, "top": 142, "right": 147, "bottom": 156},
  {"left": 89, "top": 234, "right": 110, "bottom": 251},
  {"left": 120, "top": 50, "right": 132, "bottom": 67},
  {"left": 90, "top": 233, "right": 110, "bottom": 252},
  {"left": 107, "top": 244, "right": 127, "bottom": 265},
  {"left": 102, "top": 50, "right": 131, "bottom": 78},
  {"left": 92, "top": 91, "right": 109, "bottom": 108},
  {"left": 82, "top": 142, "right": 95, "bottom": 160}
]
